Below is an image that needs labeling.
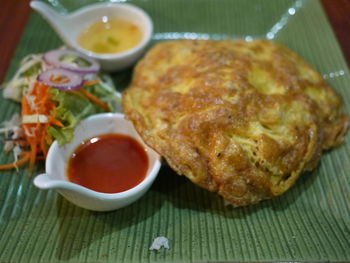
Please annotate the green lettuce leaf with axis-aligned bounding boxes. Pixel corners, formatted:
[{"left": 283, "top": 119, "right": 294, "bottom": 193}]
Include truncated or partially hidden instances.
[
  {"left": 48, "top": 79, "right": 120, "bottom": 145},
  {"left": 2, "top": 51, "right": 121, "bottom": 146}
]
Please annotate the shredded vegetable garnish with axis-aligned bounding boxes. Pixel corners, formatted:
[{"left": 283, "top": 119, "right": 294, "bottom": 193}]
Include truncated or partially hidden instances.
[
  {"left": 1, "top": 48, "right": 121, "bottom": 172},
  {"left": 43, "top": 49, "right": 100, "bottom": 74},
  {"left": 37, "top": 68, "right": 84, "bottom": 90}
]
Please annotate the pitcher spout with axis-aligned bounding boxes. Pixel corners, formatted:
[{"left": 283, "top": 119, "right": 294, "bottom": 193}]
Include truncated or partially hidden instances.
[
  {"left": 30, "top": 1, "right": 73, "bottom": 47},
  {"left": 33, "top": 173, "right": 59, "bottom": 189}
]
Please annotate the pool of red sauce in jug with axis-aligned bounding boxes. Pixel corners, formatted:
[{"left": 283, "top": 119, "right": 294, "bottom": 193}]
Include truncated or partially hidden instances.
[{"left": 67, "top": 133, "right": 149, "bottom": 193}]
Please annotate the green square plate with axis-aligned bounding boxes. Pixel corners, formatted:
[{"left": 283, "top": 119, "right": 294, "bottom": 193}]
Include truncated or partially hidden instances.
[{"left": 1, "top": 0, "right": 350, "bottom": 262}]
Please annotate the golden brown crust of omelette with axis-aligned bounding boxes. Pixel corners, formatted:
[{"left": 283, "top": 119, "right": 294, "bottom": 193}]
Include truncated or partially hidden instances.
[{"left": 122, "top": 39, "right": 349, "bottom": 206}]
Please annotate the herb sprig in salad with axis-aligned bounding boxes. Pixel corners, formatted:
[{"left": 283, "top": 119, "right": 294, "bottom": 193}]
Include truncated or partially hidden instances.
[{"left": 0, "top": 48, "right": 120, "bottom": 171}]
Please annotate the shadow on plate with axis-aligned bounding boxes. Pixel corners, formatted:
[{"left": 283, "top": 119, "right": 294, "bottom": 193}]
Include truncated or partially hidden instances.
[
  {"left": 151, "top": 161, "right": 320, "bottom": 219},
  {"left": 53, "top": 182, "right": 163, "bottom": 260},
  {"left": 52, "top": 159, "right": 319, "bottom": 261}
]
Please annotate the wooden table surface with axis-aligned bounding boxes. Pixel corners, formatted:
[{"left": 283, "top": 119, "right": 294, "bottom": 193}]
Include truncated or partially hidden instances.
[{"left": 0, "top": 0, "right": 349, "bottom": 82}]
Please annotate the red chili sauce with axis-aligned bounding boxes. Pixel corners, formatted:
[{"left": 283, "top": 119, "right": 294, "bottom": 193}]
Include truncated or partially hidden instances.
[{"left": 67, "top": 133, "right": 149, "bottom": 193}]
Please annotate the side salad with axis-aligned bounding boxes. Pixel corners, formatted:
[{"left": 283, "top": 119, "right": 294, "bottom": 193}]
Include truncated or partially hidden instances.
[{"left": 0, "top": 48, "right": 121, "bottom": 171}]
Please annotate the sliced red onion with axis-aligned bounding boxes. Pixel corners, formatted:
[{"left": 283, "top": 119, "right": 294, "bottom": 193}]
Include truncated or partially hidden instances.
[
  {"left": 43, "top": 49, "right": 100, "bottom": 74},
  {"left": 37, "top": 68, "right": 84, "bottom": 90}
]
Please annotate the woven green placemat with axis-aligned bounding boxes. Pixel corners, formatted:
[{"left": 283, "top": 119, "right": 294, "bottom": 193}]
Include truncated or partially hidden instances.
[{"left": 1, "top": 0, "right": 349, "bottom": 262}]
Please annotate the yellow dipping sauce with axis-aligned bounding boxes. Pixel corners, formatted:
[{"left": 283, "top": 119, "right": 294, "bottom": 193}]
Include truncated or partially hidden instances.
[{"left": 78, "top": 17, "right": 142, "bottom": 54}]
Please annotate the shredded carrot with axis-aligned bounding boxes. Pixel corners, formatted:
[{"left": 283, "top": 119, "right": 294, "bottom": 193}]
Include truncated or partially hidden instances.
[
  {"left": 50, "top": 74, "right": 70, "bottom": 84},
  {"left": 50, "top": 118, "right": 64, "bottom": 127},
  {"left": 0, "top": 152, "right": 30, "bottom": 170},
  {"left": 16, "top": 81, "right": 59, "bottom": 172},
  {"left": 83, "top": 79, "right": 100, "bottom": 86},
  {"left": 28, "top": 141, "right": 37, "bottom": 172},
  {"left": 2, "top": 78, "right": 106, "bottom": 171},
  {"left": 45, "top": 133, "right": 53, "bottom": 147},
  {"left": 79, "top": 88, "right": 111, "bottom": 111},
  {"left": 48, "top": 104, "right": 64, "bottom": 127}
]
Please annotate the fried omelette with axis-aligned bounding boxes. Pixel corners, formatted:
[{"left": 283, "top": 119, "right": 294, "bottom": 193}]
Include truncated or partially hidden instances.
[{"left": 122, "top": 39, "right": 348, "bottom": 206}]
